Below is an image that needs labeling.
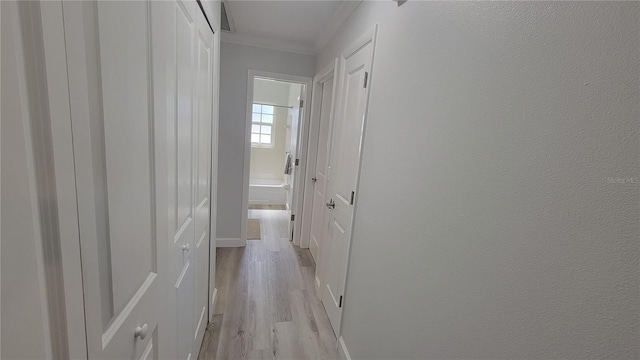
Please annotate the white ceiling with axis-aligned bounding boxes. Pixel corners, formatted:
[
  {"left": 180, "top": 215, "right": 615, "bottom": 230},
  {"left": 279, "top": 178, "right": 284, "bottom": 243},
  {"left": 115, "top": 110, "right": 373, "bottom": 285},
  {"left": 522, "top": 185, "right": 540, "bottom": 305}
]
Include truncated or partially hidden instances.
[{"left": 223, "top": 0, "right": 360, "bottom": 54}]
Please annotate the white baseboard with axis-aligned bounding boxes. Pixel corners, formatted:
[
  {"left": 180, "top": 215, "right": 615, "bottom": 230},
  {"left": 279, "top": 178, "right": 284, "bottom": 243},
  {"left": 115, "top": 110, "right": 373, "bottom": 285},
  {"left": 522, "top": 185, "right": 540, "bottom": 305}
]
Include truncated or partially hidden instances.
[
  {"left": 216, "top": 238, "right": 245, "bottom": 247},
  {"left": 211, "top": 287, "right": 218, "bottom": 307},
  {"left": 338, "top": 336, "right": 352, "bottom": 360},
  {"left": 209, "top": 288, "right": 218, "bottom": 322}
]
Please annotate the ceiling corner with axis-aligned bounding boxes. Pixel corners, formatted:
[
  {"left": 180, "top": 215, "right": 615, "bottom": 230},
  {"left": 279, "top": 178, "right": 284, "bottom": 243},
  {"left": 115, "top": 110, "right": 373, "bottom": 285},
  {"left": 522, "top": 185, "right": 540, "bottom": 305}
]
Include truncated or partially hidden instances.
[{"left": 314, "top": 0, "right": 362, "bottom": 53}]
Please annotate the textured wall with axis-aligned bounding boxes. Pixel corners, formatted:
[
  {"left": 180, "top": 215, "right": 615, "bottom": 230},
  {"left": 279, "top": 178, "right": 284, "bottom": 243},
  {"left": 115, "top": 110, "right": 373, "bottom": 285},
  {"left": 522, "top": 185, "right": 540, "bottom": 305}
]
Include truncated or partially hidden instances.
[{"left": 317, "top": 1, "right": 639, "bottom": 358}]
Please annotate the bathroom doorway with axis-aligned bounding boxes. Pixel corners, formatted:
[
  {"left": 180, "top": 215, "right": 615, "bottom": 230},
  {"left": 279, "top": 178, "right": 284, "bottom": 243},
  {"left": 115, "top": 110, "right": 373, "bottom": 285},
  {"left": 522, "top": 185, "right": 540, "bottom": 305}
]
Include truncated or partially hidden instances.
[{"left": 242, "top": 71, "right": 311, "bottom": 244}]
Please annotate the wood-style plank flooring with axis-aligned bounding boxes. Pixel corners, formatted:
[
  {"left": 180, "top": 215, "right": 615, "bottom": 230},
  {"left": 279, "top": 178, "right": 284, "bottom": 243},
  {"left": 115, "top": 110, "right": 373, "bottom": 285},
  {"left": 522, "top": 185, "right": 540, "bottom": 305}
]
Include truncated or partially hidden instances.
[
  {"left": 248, "top": 204, "right": 287, "bottom": 210},
  {"left": 198, "top": 209, "right": 340, "bottom": 360}
]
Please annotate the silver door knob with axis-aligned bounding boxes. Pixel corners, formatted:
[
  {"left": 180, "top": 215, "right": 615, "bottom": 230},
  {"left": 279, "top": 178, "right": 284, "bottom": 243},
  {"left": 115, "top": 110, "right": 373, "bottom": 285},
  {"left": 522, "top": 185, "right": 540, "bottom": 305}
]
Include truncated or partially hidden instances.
[
  {"left": 182, "top": 243, "right": 190, "bottom": 252},
  {"left": 135, "top": 323, "right": 148, "bottom": 340},
  {"left": 326, "top": 200, "right": 335, "bottom": 209}
]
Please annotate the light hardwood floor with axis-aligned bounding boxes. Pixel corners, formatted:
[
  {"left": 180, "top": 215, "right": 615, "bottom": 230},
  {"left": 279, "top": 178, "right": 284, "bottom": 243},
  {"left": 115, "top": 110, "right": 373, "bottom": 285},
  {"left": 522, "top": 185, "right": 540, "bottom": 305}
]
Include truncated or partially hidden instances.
[
  {"left": 248, "top": 204, "right": 287, "bottom": 210},
  {"left": 198, "top": 209, "right": 340, "bottom": 360}
]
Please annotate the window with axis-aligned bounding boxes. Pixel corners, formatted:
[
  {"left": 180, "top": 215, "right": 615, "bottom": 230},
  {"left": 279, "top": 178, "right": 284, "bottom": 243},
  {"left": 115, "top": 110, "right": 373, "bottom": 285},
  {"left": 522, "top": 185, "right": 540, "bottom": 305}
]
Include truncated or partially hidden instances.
[{"left": 251, "top": 104, "right": 274, "bottom": 147}]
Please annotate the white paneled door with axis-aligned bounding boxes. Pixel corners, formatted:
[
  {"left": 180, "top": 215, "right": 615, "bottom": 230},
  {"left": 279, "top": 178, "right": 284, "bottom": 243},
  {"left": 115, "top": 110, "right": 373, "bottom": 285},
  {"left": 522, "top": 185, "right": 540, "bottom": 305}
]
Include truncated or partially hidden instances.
[
  {"left": 322, "top": 32, "right": 375, "bottom": 335},
  {"left": 309, "top": 76, "right": 334, "bottom": 263},
  {"left": 63, "top": 1, "right": 214, "bottom": 359},
  {"left": 63, "top": 2, "right": 163, "bottom": 359},
  {"left": 168, "top": 2, "right": 197, "bottom": 358}
]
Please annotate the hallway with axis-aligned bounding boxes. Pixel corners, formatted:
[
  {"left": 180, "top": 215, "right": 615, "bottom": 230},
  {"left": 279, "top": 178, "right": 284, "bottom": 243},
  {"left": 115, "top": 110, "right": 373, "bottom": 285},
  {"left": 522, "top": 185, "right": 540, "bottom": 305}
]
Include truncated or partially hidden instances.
[{"left": 199, "top": 209, "right": 340, "bottom": 359}]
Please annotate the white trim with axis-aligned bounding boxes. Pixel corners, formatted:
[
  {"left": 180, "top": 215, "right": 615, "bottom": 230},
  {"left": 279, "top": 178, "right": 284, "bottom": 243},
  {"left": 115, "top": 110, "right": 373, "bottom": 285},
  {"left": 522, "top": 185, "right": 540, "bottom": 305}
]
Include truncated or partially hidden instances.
[
  {"left": 243, "top": 70, "right": 313, "bottom": 248},
  {"left": 209, "top": 0, "right": 221, "bottom": 330},
  {"left": 314, "top": 1, "right": 362, "bottom": 52},
  {"left": 209, "top": 287, "right": 218, "bottom": 322},
  {"left": 338, "top": 336, "right": 352, "bottom": 360},
  {"left": 221, "top": 32, "right": 316, "bottom": 55},
  {"left": 211, "top": 287, "right": 218, "bottom": 307},
  {"left": 216, "top": 238, "right": 245, "bottom": 247},
  {"left": 299, "top": 59, "right": 339, "bottom": 250}
]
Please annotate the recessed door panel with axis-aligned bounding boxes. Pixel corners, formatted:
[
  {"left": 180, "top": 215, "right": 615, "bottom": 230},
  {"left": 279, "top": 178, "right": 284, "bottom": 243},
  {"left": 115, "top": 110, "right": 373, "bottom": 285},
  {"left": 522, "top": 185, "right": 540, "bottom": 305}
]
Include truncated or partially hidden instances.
[
  {"left": 175, "top": 0, "right": 195, "bottom": 249},
  {"left": 97, "top": 0, "right": 155, "bottom": 316},
  {"left": 63, "top": 1, "right": 162, "bottom": 358}
]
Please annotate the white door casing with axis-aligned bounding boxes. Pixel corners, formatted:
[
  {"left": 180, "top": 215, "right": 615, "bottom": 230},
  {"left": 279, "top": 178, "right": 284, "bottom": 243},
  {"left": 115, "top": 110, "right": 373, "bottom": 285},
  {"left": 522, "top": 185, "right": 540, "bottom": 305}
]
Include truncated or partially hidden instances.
[
  {"left": 322, "top": 27, "right": 377, "bottom": 335},
  {"left": 63, "top": 1, "right": 162, "bottom": 358}
]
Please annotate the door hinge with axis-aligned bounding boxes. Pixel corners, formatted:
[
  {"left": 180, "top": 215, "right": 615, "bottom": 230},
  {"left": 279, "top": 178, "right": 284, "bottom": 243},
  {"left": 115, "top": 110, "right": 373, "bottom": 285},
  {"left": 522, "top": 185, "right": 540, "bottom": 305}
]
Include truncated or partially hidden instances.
[
  {"left": 299, "top": 99, "right": 304, "bottom": 108},
  {"left": 295, "top": 158, "right": 299, "bottom": 166},
  {"left": 339, "top": 296, "right": 343, "bottom": 308},
  {"left": 350, "top": 191, "right": 355, "bottom": 205},
  {"left": 363, "top": 71, "right": 369, "bottom": 88},
  {"left": 291, "top": 214, "right": 295, "bottom": 221}
]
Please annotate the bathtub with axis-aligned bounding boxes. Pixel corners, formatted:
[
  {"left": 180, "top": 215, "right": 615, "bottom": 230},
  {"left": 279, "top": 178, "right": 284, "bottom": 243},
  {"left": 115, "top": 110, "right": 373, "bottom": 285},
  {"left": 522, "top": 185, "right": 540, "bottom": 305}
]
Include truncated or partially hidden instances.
[{"left": 248, "top": 179, "right": 287, "bottom": 206}]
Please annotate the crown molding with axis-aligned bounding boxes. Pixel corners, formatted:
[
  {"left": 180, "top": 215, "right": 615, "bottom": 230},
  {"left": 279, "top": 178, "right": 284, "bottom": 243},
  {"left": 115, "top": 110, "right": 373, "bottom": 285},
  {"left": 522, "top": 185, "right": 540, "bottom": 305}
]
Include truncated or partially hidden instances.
[
  {"left": 221, "top": 31, "right": 317, "bottom": 56},
  {"left": 314, "top": 0, "right": 362, "bottom": 53}
]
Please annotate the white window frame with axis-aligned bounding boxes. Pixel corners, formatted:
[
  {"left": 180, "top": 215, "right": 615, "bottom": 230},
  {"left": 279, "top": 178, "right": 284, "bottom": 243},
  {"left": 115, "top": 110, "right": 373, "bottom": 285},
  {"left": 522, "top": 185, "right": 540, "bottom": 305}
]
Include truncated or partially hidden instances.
[{"left": 251, "top": 103, "right": 275, "bottom": 148}]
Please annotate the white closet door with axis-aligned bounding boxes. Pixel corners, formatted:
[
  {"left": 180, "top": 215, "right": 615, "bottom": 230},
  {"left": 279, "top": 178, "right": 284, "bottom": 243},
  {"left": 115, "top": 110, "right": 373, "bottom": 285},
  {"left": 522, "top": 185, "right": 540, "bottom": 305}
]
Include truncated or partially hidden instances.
[
  {"left": 322, "top": 35, "right": 375, "bottom": 335},
  {"left": 309, "top": 77, "right": 334, "bottom": 262},
  {"left": 193, "top": 7, "right": 214, "bottom": 356},
  {"left": 166, "top": 1, "right": 198, "bottom": 359},
  {"left": 63, "top": 1, "right": 162, "bottom": 359}
]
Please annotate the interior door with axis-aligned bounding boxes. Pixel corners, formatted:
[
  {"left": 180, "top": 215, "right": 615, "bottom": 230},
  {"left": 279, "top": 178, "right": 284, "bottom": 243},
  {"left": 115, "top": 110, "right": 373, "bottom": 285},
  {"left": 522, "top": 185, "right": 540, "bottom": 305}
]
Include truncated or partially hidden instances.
[
  {"left": 63, "top": 2, "right": 163, "bottom": 359},
  {"left": 167, "top": 1, "right": 197, "bottom": 359},
  {"left": 322, "top": 38, "right": 374, "bottom": 334},
  {"left": 309, "top": 77, "right": 335, "bottom": 262},
  {"left": 193, "top": 7, "right": 214, "bottom": 357}
]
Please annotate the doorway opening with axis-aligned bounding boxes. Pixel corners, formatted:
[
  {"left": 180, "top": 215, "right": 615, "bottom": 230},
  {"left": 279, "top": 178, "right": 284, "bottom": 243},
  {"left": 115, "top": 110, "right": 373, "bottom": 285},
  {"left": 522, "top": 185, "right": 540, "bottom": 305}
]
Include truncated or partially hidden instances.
[{"left": 242, "top": 71, "right": 311, "bottom": 245}]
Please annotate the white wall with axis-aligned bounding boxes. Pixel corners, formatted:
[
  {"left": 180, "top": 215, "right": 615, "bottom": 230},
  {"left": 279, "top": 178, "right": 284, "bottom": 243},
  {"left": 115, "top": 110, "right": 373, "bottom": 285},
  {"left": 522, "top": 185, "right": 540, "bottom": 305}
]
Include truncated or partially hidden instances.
[
  {"left": 217, "top": 42, "right": 314, "bottom": 239},
  {"left": 250, "top": 79, "right": 289, "bottom": 184},
  {"left": 318, "top": 2, "right": 639, "bottom": 359}
]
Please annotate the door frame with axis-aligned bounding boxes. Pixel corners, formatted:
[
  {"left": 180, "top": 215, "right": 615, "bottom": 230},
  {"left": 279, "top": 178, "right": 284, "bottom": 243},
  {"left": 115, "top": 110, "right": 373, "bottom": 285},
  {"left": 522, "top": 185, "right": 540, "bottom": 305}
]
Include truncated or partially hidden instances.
[
  {"left": 241, "top": 70, "right": 312, "bottom": 246},
  {"left": 299, "top": 59, "right": 339, "bottom": 253},
  {"left": 207, "top": 1, "right": 221, "bottom": 325}
]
